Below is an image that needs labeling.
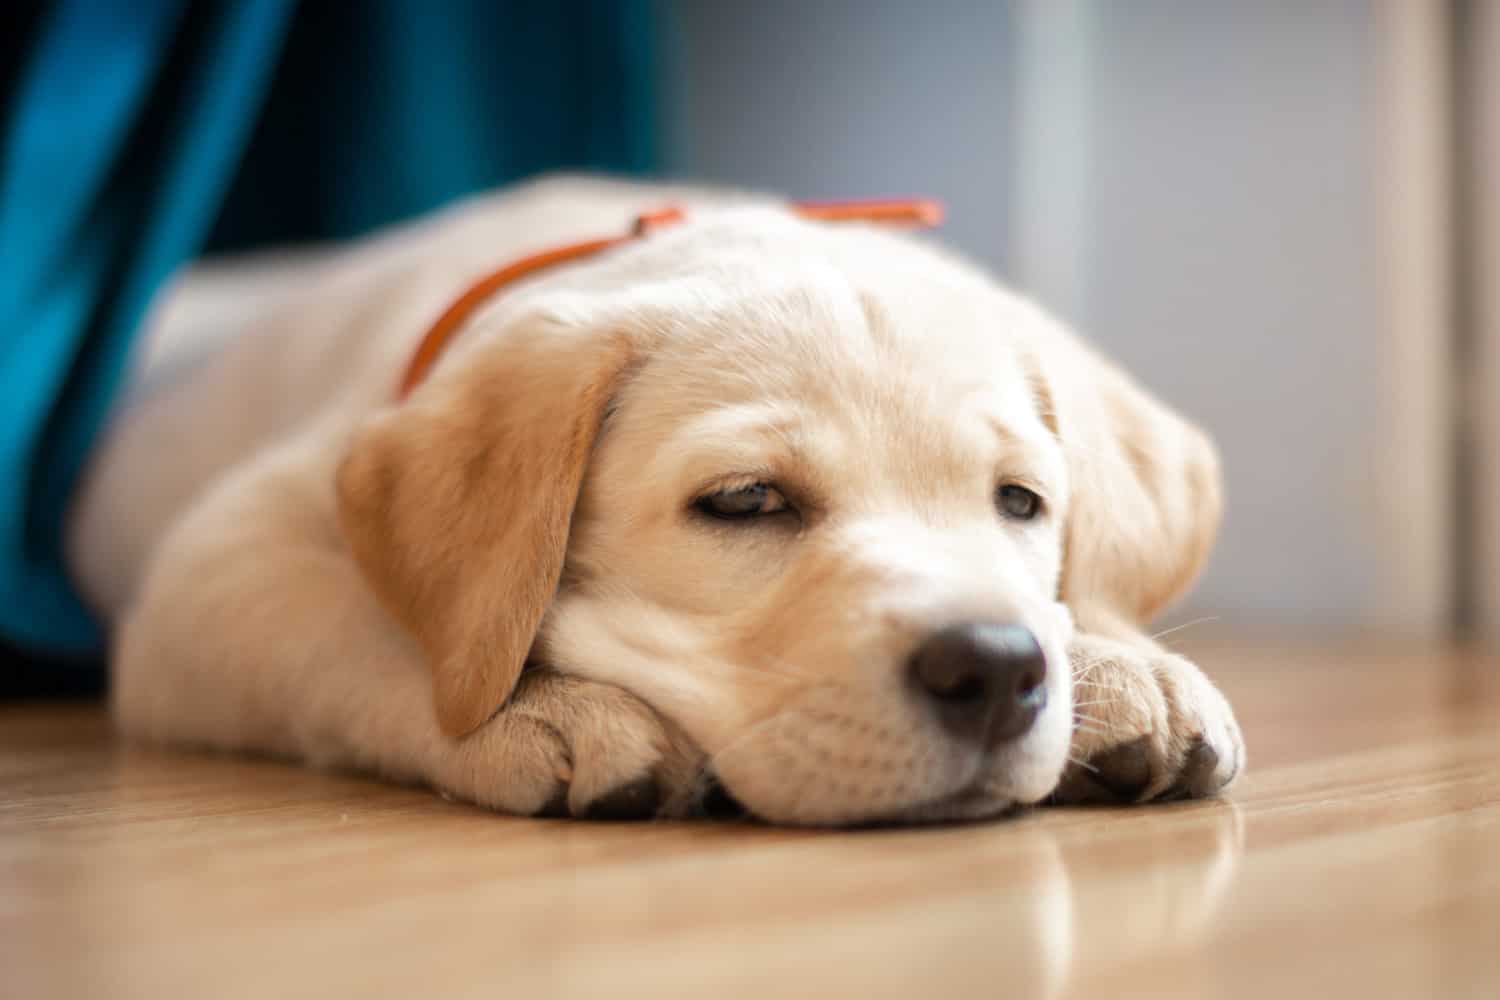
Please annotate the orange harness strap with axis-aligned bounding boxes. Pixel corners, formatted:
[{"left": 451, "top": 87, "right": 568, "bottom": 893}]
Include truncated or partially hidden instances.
[{"left": 396, "top": 198, "right": 944, "bottom": 399}]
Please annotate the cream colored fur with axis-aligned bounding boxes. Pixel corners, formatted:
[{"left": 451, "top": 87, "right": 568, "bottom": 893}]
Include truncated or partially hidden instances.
[{"left": 67, "top": 175, "right": 1242, "bottom": 826}]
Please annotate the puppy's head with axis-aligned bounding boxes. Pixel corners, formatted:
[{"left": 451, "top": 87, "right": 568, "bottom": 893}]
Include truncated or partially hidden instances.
[{"left": 338, "top": 208, "right": 1220, "bottom": 825}]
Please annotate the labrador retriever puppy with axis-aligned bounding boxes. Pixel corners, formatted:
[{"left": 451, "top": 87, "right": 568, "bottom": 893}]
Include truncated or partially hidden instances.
[{"left": 67, "top": 176, "right": 1242, "bottom": 825}]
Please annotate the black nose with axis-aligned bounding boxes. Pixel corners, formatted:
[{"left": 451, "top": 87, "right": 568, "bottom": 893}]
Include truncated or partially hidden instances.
[{"left": 907, "top": 623, "right": 1048, "bottom": 745}]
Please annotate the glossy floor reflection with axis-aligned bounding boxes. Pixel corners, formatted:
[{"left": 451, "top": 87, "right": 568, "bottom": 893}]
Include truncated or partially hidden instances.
[{"left": 2, "top": 641, "right": 1497, "bottom": 999}]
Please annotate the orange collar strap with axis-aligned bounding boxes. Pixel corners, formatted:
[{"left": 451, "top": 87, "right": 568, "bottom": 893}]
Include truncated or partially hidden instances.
[{"left": 396, "top": 197, "right": 944, "bottom": 399}]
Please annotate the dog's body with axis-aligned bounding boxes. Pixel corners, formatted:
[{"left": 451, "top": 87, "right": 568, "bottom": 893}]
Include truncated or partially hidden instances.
[{"left": 67, "top": 176, "right": 1242, "bottom": 825}]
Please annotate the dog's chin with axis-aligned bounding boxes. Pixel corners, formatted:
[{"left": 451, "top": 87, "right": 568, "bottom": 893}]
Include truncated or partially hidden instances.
[
  {"left": 697, "top": 701, "right": 1073, "bottom": 827},
  {"left": 697, "top": 770, "right": 1038, "bottom": 828},
  {"left": 874, "top": 789, "right": 1029, "bottom": 827},
  {"left": 840, "top": 793, "right": 1028, "bottom": 829}
]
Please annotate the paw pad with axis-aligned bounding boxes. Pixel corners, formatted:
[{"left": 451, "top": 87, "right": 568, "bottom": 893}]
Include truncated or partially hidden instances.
[
  {"left": 536, "top": 787, "right": 571, "bottom": 818},
  {"left": 698, "top": 774, "right": 750, "bottom": 820},
  {"left": 1051, "top": 736, "right": 1155, "bottom": 804},
  {"left": 582, "top": 775, "right": 661, "bottom": 821},
  {"left": 1164, "top": 737, "right": 1221, "bottom": 800}
]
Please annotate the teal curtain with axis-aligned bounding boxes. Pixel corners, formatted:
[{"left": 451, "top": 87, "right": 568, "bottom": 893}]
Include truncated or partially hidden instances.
[{"left": 0, "top": 0, "right": 659, "bottom": 671}]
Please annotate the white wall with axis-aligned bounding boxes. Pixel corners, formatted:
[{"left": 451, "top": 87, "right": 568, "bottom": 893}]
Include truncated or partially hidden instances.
[
  {"left": 665, "top": 0, "right": 1443, "bottom": 632},
  {"left": 1470, "top": 0, "right": 1500, "bottom": 641},
  {"left": 665, "top": 0, "right": 1017, "bottom": 276}
]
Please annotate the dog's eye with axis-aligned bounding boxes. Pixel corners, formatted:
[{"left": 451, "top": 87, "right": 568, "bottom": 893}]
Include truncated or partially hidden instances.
[
  {"left": 996, "top": 484, "right": 1043, "bottom": 520},
  {"left": 696, "top": 483, "right": 790, "bottom": 520}
]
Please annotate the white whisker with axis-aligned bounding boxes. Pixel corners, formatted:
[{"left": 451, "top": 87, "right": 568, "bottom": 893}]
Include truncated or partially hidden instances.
[
  {"left": 1151, "top": 616, "right": 1220, "bottom": 642},
  {"left": 1073, "top": 680, "right": 1129, "bottom": 693}
]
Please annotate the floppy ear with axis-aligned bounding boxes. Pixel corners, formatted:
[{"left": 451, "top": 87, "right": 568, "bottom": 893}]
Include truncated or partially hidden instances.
[
  {"left": 336, "top": 322, "right": 635, "bottom": 738},
  {"left": 1034, "top": 334, "right": 1223, "bottom": 635}
]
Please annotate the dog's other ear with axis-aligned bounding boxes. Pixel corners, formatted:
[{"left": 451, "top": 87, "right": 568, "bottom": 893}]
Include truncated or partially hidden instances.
[
  {"left": 336, "top": 320, "right": 635, "bottom": 738},
  {"left": 1031, "top": 327, "right": 1222, "bottom": 636}
]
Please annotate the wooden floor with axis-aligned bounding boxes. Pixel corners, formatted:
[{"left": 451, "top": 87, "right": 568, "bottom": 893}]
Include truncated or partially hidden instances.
[{"left": 3, "top": 640, "right": 1498, "bottom": 1000}]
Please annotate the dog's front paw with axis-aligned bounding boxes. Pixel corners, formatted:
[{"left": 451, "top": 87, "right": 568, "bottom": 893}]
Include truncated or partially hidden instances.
[
  {"left": 1051, "top": 635, "right": 1244, "bottom": 805},
  {"left": 436, "top": 669, "right": 703, "bottom": 820}
]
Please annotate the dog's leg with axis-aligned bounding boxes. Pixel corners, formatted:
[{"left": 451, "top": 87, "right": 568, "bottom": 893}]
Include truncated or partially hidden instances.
[
  {"left": 1050, "top": 622, "right": 1244, "bottom": 804},
  {"left": 112, "top": 445, "right": 704, "bottom": 819}
]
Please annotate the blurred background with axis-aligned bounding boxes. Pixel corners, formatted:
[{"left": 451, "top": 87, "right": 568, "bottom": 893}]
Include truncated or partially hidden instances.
[
  {"left": 3, "top": 1, "right": 1498, "bottom": 688},
  {"left": 663, "top": 0, "right": 1497, "bottom": 644}
]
